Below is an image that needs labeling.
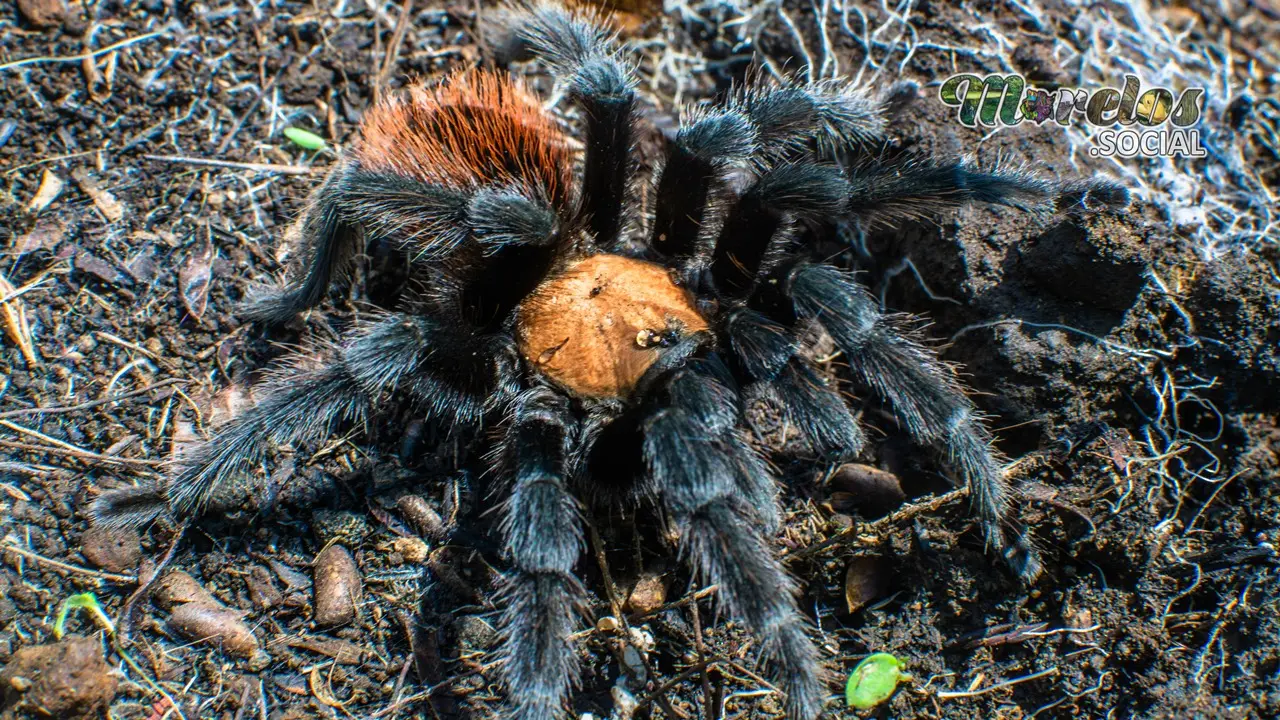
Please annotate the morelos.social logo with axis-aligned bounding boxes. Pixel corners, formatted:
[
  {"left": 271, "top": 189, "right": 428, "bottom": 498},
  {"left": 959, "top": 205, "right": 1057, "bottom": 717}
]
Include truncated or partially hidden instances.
[{"left": 938, "top": 74, "right": 1205, "bottom": 158}]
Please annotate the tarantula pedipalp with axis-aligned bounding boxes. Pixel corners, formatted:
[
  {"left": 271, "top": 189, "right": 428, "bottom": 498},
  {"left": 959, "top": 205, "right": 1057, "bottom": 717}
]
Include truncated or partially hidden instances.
[{"left": 95, "top": 4, "right": 1128, "bottom": 718}]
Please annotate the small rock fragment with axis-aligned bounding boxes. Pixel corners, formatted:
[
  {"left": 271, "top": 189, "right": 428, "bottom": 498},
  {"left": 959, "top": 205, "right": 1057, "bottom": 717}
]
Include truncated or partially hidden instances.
[
  {"left": 79, "top": 525, "right": 140, "bottom": 573},
  {"left": 392, "top": 537, "right": 429, "bottom": 564},
  {"left": 16, "top": 0, "right": 67, "bottom": 27},
  {"left": 10, "top": 216, "right": 67, "bottom": 256},
  {"left": 313, "top": 544, "right": 362, "bottom": 627},
  {"left": 168, "top": 603, "right": 260, "bottom": 659},
  {"left": 265, "top": 557, "right": 311, "bottom": 592},
  {"left": 0, "top": 635, "right": 117, "bottom": 719},
  {"left": 152, "top": 570, "right": 221, "bottom": 610},
  {"left": 827, "top": 464, "right": 906, "bottom": 518},
  {"left": 396, "top": 495, "right": 445, "bottom": 540},
  {"left": 454, "top": 616, "right": 497, "bottom": 652},
  {"left": 245, "top": 565, "right": 283, "bottom": 610},
  {"left": 844, "top": 556, "right": 888, "bottom": 614},
  {"left": 625, "top": 572, "right": 667, "bottom": 615}
]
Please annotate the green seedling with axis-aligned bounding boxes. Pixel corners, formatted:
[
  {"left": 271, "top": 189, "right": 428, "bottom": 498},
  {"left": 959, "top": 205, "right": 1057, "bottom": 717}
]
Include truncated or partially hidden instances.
[
  {"left": 846, "top": 652, "right": 911, "bottom": 710},
  {"left": 53, "top": 592, "right": 115, "bottom": 639},
  {"left": 283, "top": 127, "right": 327, "bottom": 151}
]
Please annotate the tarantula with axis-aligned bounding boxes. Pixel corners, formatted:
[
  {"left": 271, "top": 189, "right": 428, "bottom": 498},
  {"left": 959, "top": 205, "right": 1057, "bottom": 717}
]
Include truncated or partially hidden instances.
[{"left": 95, "top": 3, "right": 1127, "bottom": 718}]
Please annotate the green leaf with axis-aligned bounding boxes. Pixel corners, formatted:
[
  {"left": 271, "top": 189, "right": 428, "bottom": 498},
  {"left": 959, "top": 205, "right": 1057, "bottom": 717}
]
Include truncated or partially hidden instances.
[
  {"left": 283, "top": 127, "right": 327, "bottom": 151},
  {"left": 53, "top": 592, "right": 115, "bottom": 639},
  {"left": 846, "top": 652, "right": 910, "bottom": 710}
]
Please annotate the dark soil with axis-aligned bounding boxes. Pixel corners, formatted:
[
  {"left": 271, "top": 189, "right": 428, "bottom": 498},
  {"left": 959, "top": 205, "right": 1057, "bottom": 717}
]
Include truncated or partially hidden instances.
[{"left": 1, "top": 1, "right": 1277, "bottom": 720}]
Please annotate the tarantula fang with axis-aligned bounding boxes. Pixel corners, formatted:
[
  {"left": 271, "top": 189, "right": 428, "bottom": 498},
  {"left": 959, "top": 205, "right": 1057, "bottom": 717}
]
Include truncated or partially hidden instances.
[{"left": 94, "top": 3, "right": 1128, "bottom": 719}]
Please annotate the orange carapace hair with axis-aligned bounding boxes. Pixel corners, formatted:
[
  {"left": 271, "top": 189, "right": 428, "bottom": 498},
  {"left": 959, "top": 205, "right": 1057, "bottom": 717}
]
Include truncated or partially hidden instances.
[{"left": 354, "top": 71, "right": 572, "bottom": 206}]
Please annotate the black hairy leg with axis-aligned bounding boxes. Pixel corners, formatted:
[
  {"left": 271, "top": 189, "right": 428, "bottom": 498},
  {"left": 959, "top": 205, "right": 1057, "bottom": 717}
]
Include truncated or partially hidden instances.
[
  {"left": 93, "top": 315, "right": 519, "bottom": 528},
  {"left": 642, "top": 360, "right": 823, "bottom": 719},
  {"left": 788, "top": 263, "right": 1040, "bottom": 577},
  {"left": 505, "top": 3, "right": 637, "bottom": 245},
  {"left": 495, "top": 388, "right": 586, "bottom": 720}
]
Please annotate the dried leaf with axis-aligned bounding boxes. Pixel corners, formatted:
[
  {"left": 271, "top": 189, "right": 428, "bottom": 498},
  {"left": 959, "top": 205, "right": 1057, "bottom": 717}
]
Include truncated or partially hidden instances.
[
  {"left": 308, "top": 666, "right": 347, "bottom": 709},
  {"left": 11, "top": 216, "right": 66, "bottom": 255},
  {"left": 74, "top": 250, "right": 130, "bottom": 286},
  {"left": 178, "top": 240, "right": 215, "bottom": 320},
  {"left": 0, "top": 274, "right": 39, "bottom": 365},
  {"left": 27, "top": 169, "right": 64, "bottom": 213},
  {"left": 71, "top": 168, "right": 124, "bottom": 222}
]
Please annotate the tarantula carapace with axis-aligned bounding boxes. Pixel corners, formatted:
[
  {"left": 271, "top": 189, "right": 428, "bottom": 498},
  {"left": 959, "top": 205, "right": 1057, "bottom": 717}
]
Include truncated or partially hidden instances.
[{"left": 95, "top": 3, "right": 1127, "bottom": 718}]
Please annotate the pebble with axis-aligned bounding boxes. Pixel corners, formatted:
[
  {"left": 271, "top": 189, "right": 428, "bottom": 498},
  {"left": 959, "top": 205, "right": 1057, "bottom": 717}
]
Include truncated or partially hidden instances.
[
  {"left": 625, "top": 572, "right": 667, "bottom": 615},
  {"left": 79, "top": 526, "right": 140, "bottom": 573},
  {"left": 168, "top": 603, "right": 263, "bottom": 662},
  {"left": 396, "top": 495, "right": 445, "bottom": 540},
  {"left": 16, "top": 0, "right": 67, "bottom": 28},
  {"left": 245, "top": 565, "right": 283, "bottom": 610},
  {"left": 313, "top": 544, "right": 362, "bottom": 627},
  {"left": 151, "top": 571, "right": 221, "bottom": 610},
  {"left": 0, "top": 635, "right": 117, "bottom": 719},
  {"left": 827, "top": 463, "right": 906, "bottom": 518}
]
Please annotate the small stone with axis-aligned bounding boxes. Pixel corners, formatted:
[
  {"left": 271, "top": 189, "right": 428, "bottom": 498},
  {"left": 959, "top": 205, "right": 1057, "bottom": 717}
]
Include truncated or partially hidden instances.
[
  {"left": 16, "top": 0, "right": 67, "bottom": 30},
  {"left": 625, "top": 572, "right": 667, "bottom": 615},
  {"left": 395, "top": 495, "right": 445, "bottom": 540},
  {"left": 152, "top": 570, "right": 221, "bottom": 610},
  {"left": 391, "top": 537, "right": 429, "bottom": 564},
  {"left": 0, "top": 635, "right": 117, "bottom": 719},
  {"left": 455, "top": 616, "right": 497, "bottom": 652},
  {"left": 827, "top": 464, "right": 906, "bottom": 518},
  {"left": 79, "top": 525, "right": 140, "bottom": 573},
  {"left": 313, "top": 545, "right": 361, "bottom": 627},
  {"left": 168, "top": 603, "right": 260, "bottom": 658},
  {"left": 245, "top": 565, "right": 283, "bottom": 610}
]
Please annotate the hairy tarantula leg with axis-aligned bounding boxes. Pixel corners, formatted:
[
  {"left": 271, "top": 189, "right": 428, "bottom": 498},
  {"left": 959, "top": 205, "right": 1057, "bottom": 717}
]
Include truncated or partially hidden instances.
[
  {"left": 709, "top": 163, "right": 849, "bottom": 296},
  {"left": 726, "top": 309, "right": 865, "bottom": 461},
  {"left": 504, "top": 3, "right": 637, "bottom": 244},
  {"left": 844, "top": 156, "right": 1130, "bottom": 226},
  {"left": 92, "top": 316, "right": 518, "bottom": 529},
  {"left": 644, "top": 364, "right": 823, "bottom": 718},
  {"left": 241, "top": 166, "right": 360, "bottom": 323},
  {"left": 650, "top": 82, "right": 916, "bottom": 264},
  {"left": 742, "top": 82, "right": 894, "bottom": 159},
  {"left": 497, "top": 388, "right": 587, "bottom": 720},
  {"left": 242, "top": 169, "right": 562, "bottom": 323},
  {"left": 788, "top": 263, "right": 1041, "bottom": 579},
  {"left": 649, "top": 109, "right": 756, "bottom": 260}
]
